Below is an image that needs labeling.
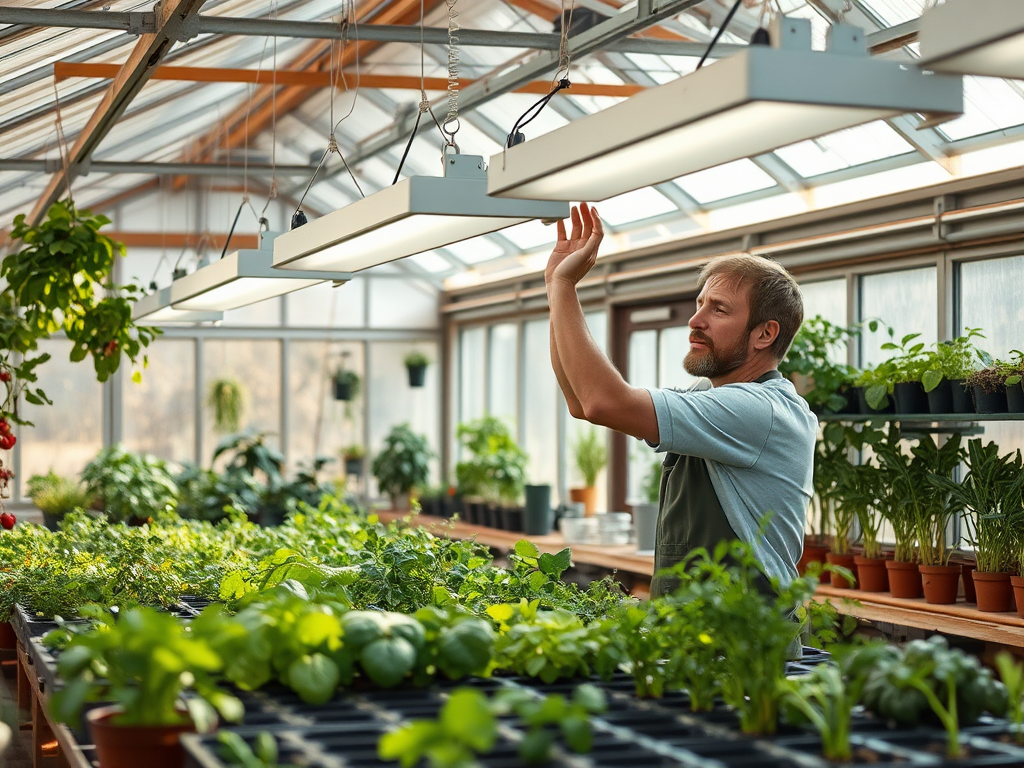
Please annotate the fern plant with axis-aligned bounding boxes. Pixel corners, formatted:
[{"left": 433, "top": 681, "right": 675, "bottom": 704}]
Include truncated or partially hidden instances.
[{"left": 207, "top": 378, "right": 246, "bottom": 434}]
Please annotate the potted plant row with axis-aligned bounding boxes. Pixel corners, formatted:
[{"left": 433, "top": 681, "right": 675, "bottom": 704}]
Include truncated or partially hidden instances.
[{"left": 454, "top": 416, "right": 528, "bottom": 531}]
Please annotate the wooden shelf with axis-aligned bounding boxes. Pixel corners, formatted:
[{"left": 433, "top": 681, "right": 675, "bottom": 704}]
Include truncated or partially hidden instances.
[{"left": 818, "top": 413, "right": 1024, "bottom": 422}]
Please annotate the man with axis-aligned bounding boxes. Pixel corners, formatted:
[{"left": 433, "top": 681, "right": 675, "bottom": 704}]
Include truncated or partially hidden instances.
[{"left": 546, "top": 203, "right": 816, "bottom": 597}]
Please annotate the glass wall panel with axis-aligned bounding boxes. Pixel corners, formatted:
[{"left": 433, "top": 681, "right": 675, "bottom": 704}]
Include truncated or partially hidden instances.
[
  {"left": 123, "top": 339, "right": 196, "bottom": 464},
  {"left": 523, "top": 319, "right": 560, "bottom": 502},
  {"left": 658, "top": 326, "right": 700, "bottom": 391},
  {"left": 202, "top": 339, "right": 282, "bottom": 468},
  {"left": 286, "top": 279, "right": 366, "bottom": 328},
  {"left": 626, "top": 329, "right": 659, "bottom": 505},
  {"left": 565, "top": 312, "right": 610, "bottom": 511},
  {"left": 368, "top": 278, "right": 440, "bottom": 329},
  {"left": 286, "top": 341, "right": 364, "bottom": 481},
  {"left": 459, "top": 326, "right": 486, "bottom": 426},
  {"left": 18, "top": 339, "right": 103, "bottom": 496},
  {"left": 959, "top": 254, "right": 1024, "bottom": 458},
  {"left": 487, "top": 324, "right": 519, "bottom": 428},
  {"left": 859, "top": 267, "right": 937, "bottom": 367},
  {"left": 800, "top": 278, "right": 849, "bottom": 363},
  {"left": 222, "top": 297, "right": 282, "bottom": 326},
  {"left": 367, "top": 341, "right": 442, "bottom": 498}
]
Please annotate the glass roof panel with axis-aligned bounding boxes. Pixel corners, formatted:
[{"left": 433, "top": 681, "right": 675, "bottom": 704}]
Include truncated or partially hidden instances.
[
  {"left": 856, "top": 0, "right": 926, "bottom": 27},
  {"left": 408, "top": 251, "right": 452, "bottom": 273},
  {"left": 672, "top": 159, "right": 776, "bottom": 204},
  {"left": 773, "top": 120, "right": 914, "bottom": 178},
  {"left": 938, "top": 76, "right": 1024, "bottom": 142},
  {"left": 501, "top": 219, "right": 559, "bottom": 250},
  {"left": 476, "top": 95, "right": 569, "bottom": 141},
  {"left": 444, "top": 236, "right": 506, "bottom": 264},
  {"left": 598, "top": 188, "right": 677, "bottom": 226}
]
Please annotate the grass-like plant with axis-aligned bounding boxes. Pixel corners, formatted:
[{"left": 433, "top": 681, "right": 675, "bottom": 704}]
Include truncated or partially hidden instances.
[
  {"left": 207, "top": 378, "right": 246, "bottom": 434},
  {"left": 572, "top": 427, "right": 607, "bottom": 489}
]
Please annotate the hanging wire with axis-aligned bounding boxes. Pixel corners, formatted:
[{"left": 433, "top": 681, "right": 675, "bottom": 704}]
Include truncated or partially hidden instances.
[
  {"left": 258, "top": 0, "right": 280, "bottom": 225},
  {"left": 697, "top": 0, "right": 745, "bottom": 69},
  {"left": 52, "top": 79, "right": 75, "bottom": 209},
  {"left": 442, "top": 0, "right": 461, "bottom": 145}
]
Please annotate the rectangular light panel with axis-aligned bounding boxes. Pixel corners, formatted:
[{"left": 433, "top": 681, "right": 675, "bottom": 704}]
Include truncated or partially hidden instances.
[{"left": 920, "top": 0, "right": 1024, "bottom": 79}]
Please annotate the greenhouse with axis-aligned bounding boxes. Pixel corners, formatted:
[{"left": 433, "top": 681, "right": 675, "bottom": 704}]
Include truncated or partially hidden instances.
[{"left": 1, "top": 0, "right": 1024, "bottom": 765}]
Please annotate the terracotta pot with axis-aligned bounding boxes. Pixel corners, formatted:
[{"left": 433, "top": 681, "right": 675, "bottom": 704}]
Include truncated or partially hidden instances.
[
  {"left": 1011, "top": 576, "right": 1024, "bottom": 619},
  {"left": 956, "top": 561, "right": 977, "bottom": 603},
  {"left": 920, "top": 563, "right": 962, "bottom": 605},
  {"left": 854, "top": 556, "right": 890, "bottom": 593},
  {"left": 826, "top": 552, "right": 857, "bottom": 589},
  {"left": 972, "top": 571, "right": 1015, "bottom": 613},
  {"left": 568, "top": 486, "right": 597, "bottom": 516},
  {"left": 88, "top": 706, "right": 195, "bottom": 768},
  {"left": 886, "top": 560, "right": 923, "bottom": 599},
  {"left": 799, "top": 543, "right": 831, "bottom": 584},
  {"left": 0, "top": 621, "right": 15, "bottom": 650}
]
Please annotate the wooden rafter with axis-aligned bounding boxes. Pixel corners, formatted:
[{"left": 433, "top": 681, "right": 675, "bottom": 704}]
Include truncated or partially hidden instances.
[
  {"left": 29, "top": 0, "right": 206, "bottom": 225},
  {"left": 54, "top": 63, "right": 645, "bottom": 97}
]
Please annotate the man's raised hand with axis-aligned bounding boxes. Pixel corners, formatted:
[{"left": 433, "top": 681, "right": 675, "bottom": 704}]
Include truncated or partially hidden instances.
[{"left": 545, "top": 202, "right": 604, "bottom": 288}]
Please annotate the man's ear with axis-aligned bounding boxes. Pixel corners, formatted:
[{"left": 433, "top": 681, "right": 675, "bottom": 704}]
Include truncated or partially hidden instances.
[{"left": 751, "top": 320, "right": 780, "bottom": 352}]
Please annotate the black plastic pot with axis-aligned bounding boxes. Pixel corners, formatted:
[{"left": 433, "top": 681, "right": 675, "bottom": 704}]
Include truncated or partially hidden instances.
[
  {"left": 344, "top": 458, "right": 362, "bottom": 476},
  {"left": 837, "top": 386, "right": 860, "bottom": 415},
  {"left": 501, "top": 506, "right": 524, "bottom": 532},
  {"left": 418, "top": 497, "right": 440, "bottom": 516},
  {"left": 486, "top": 503, "right": 503, "bottom": 529},
  {"left": 858, "top": 387, "right": 895, "bottom": 414},
  {"left": 1007, "top": 382, "right": 1024, "bottom": 413},
  {"left": 926, "top": 378, "right": 954, "bottom": 414},
  {"left": 41, "top": 511, "right": 62, "bottom": 531},
  {"left": 951, "top": 378, "right": 975, "bottom": 413},
  {"left": 463, "top": 500, "right": 481, "bottom": 524},
  {"left": 333, "top": 379, "right": 352, "bottom": 401},
  {"left": 973, "top": 383, "right": 1008, "bottom": 414},
  {"left": 524, "top": 484, "right": 552, "bottom": 535},
  {"left": 406, "top": 364, "right": 426, "bottom": 388},
  {"left": 893, "top": 381, "right": 929, "bottom": 414}
]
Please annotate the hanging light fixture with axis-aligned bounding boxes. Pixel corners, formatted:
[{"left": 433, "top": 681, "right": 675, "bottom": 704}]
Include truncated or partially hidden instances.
[
  {"left": 132, "top": 286, "right": 223, "bottom": 324},
  {"left": 487, "top": 18, "right": 964, "bottom": 203},
  {"left": 169, "top": 233, "right": 347, "bottom": 312},
  {"left": 919, "top": 0, "right": 1024, "bottom": 80},
  {"left": 272, "top": 153, "right": 570, "bottom": 274}
]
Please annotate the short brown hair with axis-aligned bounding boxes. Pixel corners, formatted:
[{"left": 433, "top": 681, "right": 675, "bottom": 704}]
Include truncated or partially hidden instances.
[{"left": 697, "top": 253, "right": 803, "bottom": 360}]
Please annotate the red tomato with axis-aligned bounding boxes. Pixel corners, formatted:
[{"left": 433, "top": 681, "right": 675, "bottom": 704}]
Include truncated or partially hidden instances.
[{"left": 0, "top": 513, "right": 14, "bottom": 530}]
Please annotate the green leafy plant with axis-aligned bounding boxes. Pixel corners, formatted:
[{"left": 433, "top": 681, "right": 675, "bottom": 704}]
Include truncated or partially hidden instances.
[
  {"left": 995, "top": 651, "right": 1024, "bottom": 745},
  {"left": 333, "top": 369, "right": 361, "bottom": 399},
  {"left": 920, "top": 328, "right": 990, "bottom": 392},
  {"left": 372, "top": 423, "right": 433, "bottom": 504},
  {"left": 26, "top": 471, "right": 93, "bottom": 520},
  {"left": 208, "top": 378, "right": 246, "bottom": 434},
  {"left": 1, "top": 200, "right": 159, "bottom": 427},
  {"left": 572, "top": 428, "right": 607, "bottom": 488},
  {"left": 929, "top": 439, "right": 1024, "bottom": 573},
  {"left": 999, "top": 349, "right": 1024, "bottom": 388},
  {"left": 782, "top": 659, "right": 866, "bottom": 762},
  {"left": 454, "top": 417, "right": 527, "bottom": 504},
  {"left": 341, "top": 444, "right": 366, "bottom": 461},
  {"left": 641, "top": 457, "right": 661, "bottom": 504},
  {"left": 218, "top": 732, "right": 282, "bottom": 768},
  {"left": 403, "top": 350, "right": 431, "bottom": 368},
  {"left": 779, "top": 315, "right": 861, "bottom": 413},
  {"left": 491, "top": 683, "right": 608, "bottom": 763},
  {"left": 80, "top": 444, "right": 178, "bottom": 523},
  {"left": 48, "top": 605, "right": 243, "bottom": 730},
  {"left": 853, "top": 635, "right": 1008, "bottom": 759}
]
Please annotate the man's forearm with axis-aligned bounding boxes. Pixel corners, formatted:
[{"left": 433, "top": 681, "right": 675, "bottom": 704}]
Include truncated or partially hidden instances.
[{"left": 550, "top": 321, "right": 585, "bottom": 418}]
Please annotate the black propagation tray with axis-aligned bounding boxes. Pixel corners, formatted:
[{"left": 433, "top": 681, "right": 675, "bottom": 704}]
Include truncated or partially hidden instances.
[{"left": 183, "top": 663, "right": 1024, "bottom": 768}]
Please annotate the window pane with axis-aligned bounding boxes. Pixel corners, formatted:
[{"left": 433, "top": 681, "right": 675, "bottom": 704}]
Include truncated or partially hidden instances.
[
  {"left": 222, "top": 297, "right": 282, "bottom": 326},
  {"left": 286, "top": 279, "right": 367, "bottom": 328},
  {"left": 800, "top": 278, "right": 849, "bottom": 364},
  {"left": 626, "top": 330, "right": 658, "bottom": 505},
  {"left": 202, "top": 340, "right": 282, "bottom": 467},
  {"left": 659, "top": 326, "right": 699, "bottom": 390},
  {"left": 959, "top": 254, "right": 1024, "bottom": 458},
  {"left": 123, "top": 339, "right": 196, "bottom": 464},
  {"left": 487, "top": 324, "right": 519, "bottom": 426},
  {"left": 859, "top": 267, "right": 937, "bottom": 368},
  {"left": 523, "top": 319, "right": 560, "bottom": 503},
  {"left": 287, "top": 341, "right": 364, "bottom": 478},
  {"left": 368, "top": 278, "right": 440, "bottom": 329},
  {"left": 17, "top": 339, "right": 103, "bottom": 496},
  {"left": 367, "top": 341, "right": 441, "bottom": 498},
  {"left": 459, "top": 327, "right": 486, "bottom": 425}
]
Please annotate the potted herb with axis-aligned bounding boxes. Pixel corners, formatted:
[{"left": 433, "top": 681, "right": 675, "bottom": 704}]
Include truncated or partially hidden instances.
[
  {"left": 569, "top": 427, "right": 607, "bottom": 516},
  {"left": 912, "top": 434, "right": 966, "bottom": 604},
  {"left": 930, "top": 440, "right": 1024, "bottom": 612},
  {"left": 26, "top": 471, "right": 93, "bottom": 531},
  {"left": 403, "top": 350, "right": 430, "bottom": 388},
  {"left": 371, "top": 423, "right": 433, "bottom": 511},
  {"left": 333, "top": 369, "right": 361, "bottom": 402},
  {"left": 454, "top": 417, "right": 528, "bottom": 528},
  {"left": 999, "top": 349, "right": 1024, "bottom": 413},
  {"left": 873, "top": 426, "right": 923, "bottom": 598},
  {"left": 967, "top": 364, "right": 1009, "bottom": 414},
  {"left": 207, "top": 378, "right": 246, "bottom": 434},
  {"left": 49, "top": 606, "right": 242, "bottom": 768},
  {"left": 853, "top": 365, "right": 894, "bottom": 413},
  {"left": 80, "top": 444, "right": 178, "bottom": 524},
  {"left": 802, "top": 424, "right": 843, "bottom": 582},
  {"left": 341, "top": 445, "right": 366, "bottom": 477},
  {"left": 849, "top": 460, "right": 890, "bottom": 593},
  {"left": 779, "top": 316, "right": 861, "bottom": 414},
  {"left": 631, "top": 457, "right": 660, "bottom": 554},
  {"left": 878, "top": 332, "right": 931, "bottom": 414},
  {"left": 920, "top": 329, "right": 989, "bottom": 414}
]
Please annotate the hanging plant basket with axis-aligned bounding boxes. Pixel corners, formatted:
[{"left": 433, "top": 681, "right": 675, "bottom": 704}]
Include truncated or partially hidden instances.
[
  {"left": 407, "top": 364, "right": 427, "bottom": 388},
  {"left": 333, "top": 371, "right": 361, "bottom": 402}
]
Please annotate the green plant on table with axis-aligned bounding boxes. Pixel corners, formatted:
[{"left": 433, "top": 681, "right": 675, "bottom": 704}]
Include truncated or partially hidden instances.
[
  {"left": 454, "top": 416, "right": 527, "bottom": 504},
  {"left": 641, "top": 457, "right": 661, "bottom": 504},
  {"left": 492, "top": 683, "right": 607, "bottom": 763},
  {"left": 779, "top": 315, "right": 861, "bottom": 414},
  {"left": 782, "top": 656, "right": 870, "bottom": 762},
  {"left": 571, "top": 427, "right": 607, "bottom": 489},
  {"left": 612, "top": 601, "right": 672, "bottom": 699},
  {"left": 658, "top": 588, "right": 724, "bottom": 710},
  {"left": 910, "top": 434, "right": 966, "bottom": 567},
  {"left": 372, "top": 423, "right": 433, "bottom": 505},
  {"left": 999, "top": 349, "right": 1024, "bottom": 388},
  {"left": 80, "top": 443, "right": 178, "bottom": 522},
  {"left": 920, "top": 328, "right": 990, "bottom": 392},
  {"left": 218, "top": 732, "right": 282, "bottom": 768},
  {"left": 48, "top": 605, "right": 242, "bottom": 731},
  {"left": 929, "top": 439, "right": 1024, "bottom": 574},
  {"left": 207, "top": 377, "right": 247, "bottom": 434},
  {"left": 967, "top": 365, "right": 1007, "bottom": 396},
  {"left": 853, "top": 635, "right": 1008, "bottom": 759},
  {"left": 995, "top": 651, "right": 1024, "bottom": 745},
  {"left": 26, "top": 471, "right": 93, "bottom": 521}
]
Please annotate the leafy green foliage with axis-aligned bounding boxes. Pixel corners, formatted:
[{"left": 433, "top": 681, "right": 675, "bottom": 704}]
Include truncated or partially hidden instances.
[
  {"left": 48, "top": 605, "right": 242, "bottom": 729},
  {"left": 995, "top": 651, "right": 1024, "bottom": 745},
  {"left": 208, "top": 378, "right": 247, "bottom": 434},
  {"left": 780, "top": 315, "right": 861, "bottom": 413},
  {"left": 372, "top": 423, "right": 433, "bottom": 501},
  {"left": 920, "top": 328, "right": 990, "bottom": 391},
  {"left": 218, "top": 731, "right": 282, "bottom": 768},
  {"left": 80, "top": 444, "right": 178, "bottom": 522},
  {"left": 25, "top": 471, "right": 93, "bottom": 517},
  {"left": 641, "top": 457, "right": 661, "bottom": 504},
  {"left": 403, "top": 350, "right": 431, "bottom": 368},
  {"left": 782, "top": 662, "right": 862, "bottom": 761},
  {"left": 571, "top": 427, "right": 607, "bottom": 488},
  {"left": 1, "top": 200, "right": 158, "bottom": 425},
  {"left": 454, "top": 416, "right": 528, "bottom": 504}
]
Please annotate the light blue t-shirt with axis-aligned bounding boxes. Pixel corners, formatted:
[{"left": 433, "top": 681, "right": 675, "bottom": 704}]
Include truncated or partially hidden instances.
[{"left": 645, "top": 376, "right": 816, "bottom": 585}]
